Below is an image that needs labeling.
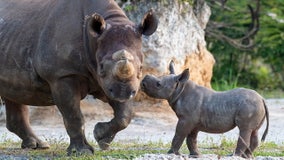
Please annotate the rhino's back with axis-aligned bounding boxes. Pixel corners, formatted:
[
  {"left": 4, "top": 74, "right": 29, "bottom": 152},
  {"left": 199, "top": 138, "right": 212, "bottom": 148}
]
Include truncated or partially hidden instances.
[
  {"left": 0, "top": 1, "right": 55, "bottom": 104},
  {"left": 0, "top": 0, "right": 89, "bottom": 105},
  {"left": 0, "top": 0, "right": 55, "bottom": 56},
  {"left": 0, "top": 0, "right": 126, "bottom": 74},
  {"left": 0, "top": 0, "right": 127, "bottom": 105},
  {"left": 194, "top": 87, "right": 264, "bottom": 133}
]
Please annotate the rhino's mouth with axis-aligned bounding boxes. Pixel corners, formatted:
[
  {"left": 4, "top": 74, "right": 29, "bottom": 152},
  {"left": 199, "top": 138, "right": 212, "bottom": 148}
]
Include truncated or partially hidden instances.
[
  {"left": 108, "top": 93, "right": 136, "bottom": 102},
  {"left": 140, "top": 82, "right": 146, "bottom": 92},
  {"left": 140, "top": 76, "right": 151, "bottom": 92},
  {"left": 105, "top": 84, "right": 137, "bottom": 102}
]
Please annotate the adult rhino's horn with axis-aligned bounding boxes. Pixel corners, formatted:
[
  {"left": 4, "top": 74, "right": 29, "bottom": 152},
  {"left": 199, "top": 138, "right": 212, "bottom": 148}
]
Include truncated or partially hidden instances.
[
  {"left": 113, "top": 59, "right": 135, "bottom": 79},
  {"left": 112, "top": 49, "right": 134, "bottom": 61}
]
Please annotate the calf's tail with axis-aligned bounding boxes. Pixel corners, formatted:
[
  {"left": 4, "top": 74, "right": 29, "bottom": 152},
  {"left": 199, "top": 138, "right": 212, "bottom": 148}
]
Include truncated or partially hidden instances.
[{"left": 261, "top": 99, "right": 269, "bottom": 142}]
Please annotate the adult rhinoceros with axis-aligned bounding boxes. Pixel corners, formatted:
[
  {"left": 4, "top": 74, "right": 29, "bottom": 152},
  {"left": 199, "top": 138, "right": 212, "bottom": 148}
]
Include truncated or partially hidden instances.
[{"left": 0, "top": 0, "right": 158, "bottom": 155}]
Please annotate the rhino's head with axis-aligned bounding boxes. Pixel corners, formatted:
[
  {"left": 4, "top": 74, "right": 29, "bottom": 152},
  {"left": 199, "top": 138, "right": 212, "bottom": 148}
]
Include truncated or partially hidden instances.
[
  {"left": 141, "top": 61, "right": 189, "bottom": 99},
  {"left": 86, "top": 10, "right": 158, "bottom": 102}
]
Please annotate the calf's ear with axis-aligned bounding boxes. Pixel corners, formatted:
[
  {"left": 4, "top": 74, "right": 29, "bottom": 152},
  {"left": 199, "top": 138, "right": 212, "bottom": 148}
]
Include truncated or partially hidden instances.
[
  {"left": 139, "top": 9, "right": 158, "bottom": 36},
  {"left": 169, "top": 60, "right": 175, "bottom": 74},
  {"left": 88, "top": 13, "right": 106, "bottom": 37},
  {"left": 175, "top": 69, "right": 190, "bottom": 83}
]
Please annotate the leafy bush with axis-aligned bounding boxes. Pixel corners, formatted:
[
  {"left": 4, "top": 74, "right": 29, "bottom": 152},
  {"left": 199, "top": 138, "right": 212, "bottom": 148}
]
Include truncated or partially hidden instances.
[{"left": 206, "top": 0, "right": 284, "bottom": 93}]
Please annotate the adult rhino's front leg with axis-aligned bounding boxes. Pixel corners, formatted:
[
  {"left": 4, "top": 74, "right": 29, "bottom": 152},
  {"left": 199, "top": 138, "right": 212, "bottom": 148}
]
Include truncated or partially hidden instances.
[
  {"left": 50, "top": 78, "right": 93, "bottom": 155},
  {"left": 94, "top": 100, "right": 133, "bottom": 150},
  {"left": 4, "top": 99, "right": 50, "bottom": 149}
]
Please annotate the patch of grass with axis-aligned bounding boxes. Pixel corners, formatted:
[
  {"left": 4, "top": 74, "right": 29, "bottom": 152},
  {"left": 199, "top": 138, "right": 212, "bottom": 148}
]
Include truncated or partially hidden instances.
[
  {"left": 0, "top": 138, "right": 283, "bottom": 159},
  {"left": 254, "top": 142, "right": 284, "bottom": 157}
]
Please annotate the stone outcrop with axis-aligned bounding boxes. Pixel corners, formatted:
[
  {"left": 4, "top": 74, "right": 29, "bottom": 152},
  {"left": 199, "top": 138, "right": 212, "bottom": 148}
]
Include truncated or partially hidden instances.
[{"left": 119, "top": 0, "right": 215, "bottom": 100}]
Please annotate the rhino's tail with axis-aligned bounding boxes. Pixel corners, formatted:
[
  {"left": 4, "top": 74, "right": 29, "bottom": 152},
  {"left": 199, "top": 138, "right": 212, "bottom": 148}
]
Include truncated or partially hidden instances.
[{"left": 261, "top": 99, "right": 269, "bottom": 142}]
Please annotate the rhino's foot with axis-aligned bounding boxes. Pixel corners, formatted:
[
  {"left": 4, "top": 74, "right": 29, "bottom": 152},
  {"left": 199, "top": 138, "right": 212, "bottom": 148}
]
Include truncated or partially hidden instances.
[
  {"left": 96, "top": 136, "right": 115, "bottom": 150},
  {"left": 167, "top": 149, "right": 180, "bottom": 155},
  {"left": 189, "top": 154, "right": 201, "bottom": 158},
  {"left": 93, "top": 122, "right": 115, "bottom": 150},
  {"left": 231, "top": 153, "right": 253, "bottom": 159},
  {"left": 67, "top": 143, "right": 94, "bottom": 156},
  {"left": 21, "top": 138, "right": 50, "bottom": 149},
  {"left": 189, "top": 152, "right": 201, "bottom": 158}
]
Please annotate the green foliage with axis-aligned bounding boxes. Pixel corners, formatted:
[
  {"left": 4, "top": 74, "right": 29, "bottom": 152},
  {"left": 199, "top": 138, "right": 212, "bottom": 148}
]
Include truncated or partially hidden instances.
[{"left": 207, "top": 0, "right": 284, "bottom": 94}]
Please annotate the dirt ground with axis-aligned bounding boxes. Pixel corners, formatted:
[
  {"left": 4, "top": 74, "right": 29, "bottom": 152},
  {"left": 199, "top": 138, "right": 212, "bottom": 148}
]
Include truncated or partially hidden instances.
[{"left": 0, "top": 97, "right": 283, "bottom": 159}]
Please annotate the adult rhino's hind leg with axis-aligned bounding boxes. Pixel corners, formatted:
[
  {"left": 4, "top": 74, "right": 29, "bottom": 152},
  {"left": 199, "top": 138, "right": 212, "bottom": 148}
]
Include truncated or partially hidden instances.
[
  {"left": 94, "top": 100, "right": 133, "bottom": 150},
  {"left": 4, "top": 98, "right": 50, "bottom": 149}
]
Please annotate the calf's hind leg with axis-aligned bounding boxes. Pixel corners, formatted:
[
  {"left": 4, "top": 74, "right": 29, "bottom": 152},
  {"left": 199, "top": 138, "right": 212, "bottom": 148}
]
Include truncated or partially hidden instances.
[
  {"left": 244, "top": 130, "right": 259, "bottom": 158},
  {"left": 234, "top": 129, "right": 252, "bottom": 158},
  {"left": 4, "top": 98, "right": 50, "bottom": 149}
]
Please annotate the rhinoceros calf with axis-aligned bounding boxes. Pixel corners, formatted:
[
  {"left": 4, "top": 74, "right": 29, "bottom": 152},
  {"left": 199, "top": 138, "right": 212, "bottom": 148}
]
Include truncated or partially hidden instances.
[
  {"left": 0, "top": 0, "right": 158, "bottom": 155},
  {"left": 141, "top": 61, "right": 269, "bottom": 158}
]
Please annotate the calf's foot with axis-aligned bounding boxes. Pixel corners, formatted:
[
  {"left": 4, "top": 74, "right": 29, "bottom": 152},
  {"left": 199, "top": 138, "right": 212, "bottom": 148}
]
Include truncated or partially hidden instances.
[
  {"left": 189, "top": 152, "right": 201, "bottom": 158},
  {"left": 167, "top": 148, "right": 181, "bottom": 155}
]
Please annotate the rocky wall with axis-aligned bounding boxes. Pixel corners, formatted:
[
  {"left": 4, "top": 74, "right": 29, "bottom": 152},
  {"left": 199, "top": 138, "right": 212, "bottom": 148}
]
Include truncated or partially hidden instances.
[{"left": 118, "top": 0, "right": 215, "bottom": 100}]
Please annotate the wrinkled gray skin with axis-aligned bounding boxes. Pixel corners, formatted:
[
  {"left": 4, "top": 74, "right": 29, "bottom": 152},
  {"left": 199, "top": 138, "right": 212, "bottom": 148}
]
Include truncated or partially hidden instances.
[
  {"left": 0, "top": 0, "right": 158, "bottom": 155},
  {"left": 141, "top": 61, "right": 269, "bottom": 158}
]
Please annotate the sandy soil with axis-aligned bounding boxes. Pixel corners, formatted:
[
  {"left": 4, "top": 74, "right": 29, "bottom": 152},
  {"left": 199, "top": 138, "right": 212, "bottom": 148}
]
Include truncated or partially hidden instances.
[{"left": 0, "top": 98, "right": 283, "bottom": 159}]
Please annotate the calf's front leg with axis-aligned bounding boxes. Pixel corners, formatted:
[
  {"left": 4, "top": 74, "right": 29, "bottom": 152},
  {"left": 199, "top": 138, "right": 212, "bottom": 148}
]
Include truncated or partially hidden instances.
[
  {"left": 168, "top": 120, "right": 191, "bottom": 155},
  {"left": 94, "top": 100, "right": 133, "bottom": 150}
]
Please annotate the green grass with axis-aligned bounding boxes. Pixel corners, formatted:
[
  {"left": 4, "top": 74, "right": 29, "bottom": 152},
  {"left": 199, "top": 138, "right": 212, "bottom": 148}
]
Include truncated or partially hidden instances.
[{"left": 0, "top": 138, "right": 283, "bottom": 159}]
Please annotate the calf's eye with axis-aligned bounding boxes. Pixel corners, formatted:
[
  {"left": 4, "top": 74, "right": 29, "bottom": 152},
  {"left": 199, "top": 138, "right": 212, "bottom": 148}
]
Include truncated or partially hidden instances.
[{"left": 156, "top": 81, "right": 162, "bottom": 88}]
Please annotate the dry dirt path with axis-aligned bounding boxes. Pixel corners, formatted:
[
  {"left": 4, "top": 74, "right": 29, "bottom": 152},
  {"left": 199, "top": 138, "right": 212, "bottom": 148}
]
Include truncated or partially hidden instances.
[{"left": 0, "top": 98, "right": 283, "bottom": 159}]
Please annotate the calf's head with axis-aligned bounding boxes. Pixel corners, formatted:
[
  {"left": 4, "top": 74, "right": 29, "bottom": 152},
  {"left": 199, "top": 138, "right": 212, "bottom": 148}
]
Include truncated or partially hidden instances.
[
  {"left": 141, "top": 61, "right": 189, "bottom": 99},
  {"left": 86, "top": 10, "right": 158, "bottom": 102}
]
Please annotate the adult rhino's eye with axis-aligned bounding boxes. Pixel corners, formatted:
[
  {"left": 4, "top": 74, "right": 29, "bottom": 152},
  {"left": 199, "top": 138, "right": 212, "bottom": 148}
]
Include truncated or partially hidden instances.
[
  {"left": 99, "top": 63, "right": 106, "bottom": 77},
  {"left": 137, "top": 66, "right": 143, "bottom": 79}
]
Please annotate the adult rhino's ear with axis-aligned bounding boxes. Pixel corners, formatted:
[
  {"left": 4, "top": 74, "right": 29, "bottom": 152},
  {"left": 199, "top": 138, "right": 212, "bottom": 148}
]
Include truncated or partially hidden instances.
[
  {"left": 88, "top": 13, "right": 106, "bottom": 37},
  {"left": 139, "top": 9, "right": 158, "bottom": 36},
  {"left": 175, "top": 69, "right": 190, "bottom": 83}
]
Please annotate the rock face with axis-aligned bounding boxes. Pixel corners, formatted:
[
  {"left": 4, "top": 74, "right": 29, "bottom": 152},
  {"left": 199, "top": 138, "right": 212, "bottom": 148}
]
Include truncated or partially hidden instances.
[{"left": 121, "top": 0, "right": 215, "bottom": 88}]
